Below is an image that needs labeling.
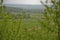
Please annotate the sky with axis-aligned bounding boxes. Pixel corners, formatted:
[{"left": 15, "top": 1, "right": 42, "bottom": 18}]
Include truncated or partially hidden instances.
[{"left": 3, "top": 0, "right": 51, "bottom": 5}]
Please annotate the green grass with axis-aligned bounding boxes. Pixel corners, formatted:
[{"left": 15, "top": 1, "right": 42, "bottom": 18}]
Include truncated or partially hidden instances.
[
  {"left": 0, "top": 18, "right": 58, "bottom": 40},
  {"left": 0, "top": 11, "right": 58, "bottom": 40}
]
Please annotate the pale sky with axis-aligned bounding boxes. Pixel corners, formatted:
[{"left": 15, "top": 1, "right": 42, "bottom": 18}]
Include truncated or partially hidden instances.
[{"left": 3, "top": 0, "right": 51, "bottom": 5}]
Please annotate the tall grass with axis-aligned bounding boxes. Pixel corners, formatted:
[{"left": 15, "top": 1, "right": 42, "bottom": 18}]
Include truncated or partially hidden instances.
[
  {"left": 0, "top": 12, "right": 58, "bottom": 40},
  {"left": 0, "top": 0, "right": 59, "bottom": 40}
]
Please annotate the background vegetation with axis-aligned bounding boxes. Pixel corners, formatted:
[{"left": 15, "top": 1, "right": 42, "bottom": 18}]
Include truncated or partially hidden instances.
[{"left": 0, "top": 0, "right": 59, "bottom": 40}]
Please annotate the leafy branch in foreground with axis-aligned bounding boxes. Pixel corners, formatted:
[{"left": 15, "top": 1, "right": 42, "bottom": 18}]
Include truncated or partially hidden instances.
[{"left": 39, "top": 0, "right": 60, "bottom": 34}]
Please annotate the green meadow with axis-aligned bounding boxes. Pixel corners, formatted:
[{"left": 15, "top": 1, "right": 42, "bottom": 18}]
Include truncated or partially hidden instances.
[
  {"left": 0, "top": 12, "right": 58, "bottom": 40},
  {"left": 0, "top": 0, "right": 59, "bottom": 39}
]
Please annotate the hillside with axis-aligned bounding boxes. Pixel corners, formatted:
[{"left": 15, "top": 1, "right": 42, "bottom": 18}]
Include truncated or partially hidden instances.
[{"left": 3, "top": 4, "right": 45, "bottom": 13}]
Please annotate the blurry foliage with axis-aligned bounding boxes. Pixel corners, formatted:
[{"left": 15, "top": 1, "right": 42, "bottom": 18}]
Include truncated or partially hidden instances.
[
  {"left": 0, "top": 0, "right": 59, "bottom": 40},
  {"left": 39, "top": 0, "right": 59, "bottom": 37}
]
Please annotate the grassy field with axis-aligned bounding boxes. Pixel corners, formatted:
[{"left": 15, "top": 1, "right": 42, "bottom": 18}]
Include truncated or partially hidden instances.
[{"left": 0, "top": 13, "right": 58, "bottom": 40}]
